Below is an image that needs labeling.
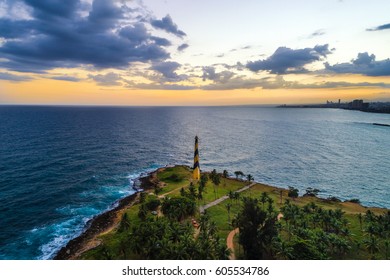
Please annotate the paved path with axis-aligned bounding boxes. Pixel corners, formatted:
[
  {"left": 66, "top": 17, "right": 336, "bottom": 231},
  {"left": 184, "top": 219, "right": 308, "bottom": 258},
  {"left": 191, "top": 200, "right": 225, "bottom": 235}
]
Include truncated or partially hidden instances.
[{"left": 199, "top": 182, "right": 256, "bottom": 213}]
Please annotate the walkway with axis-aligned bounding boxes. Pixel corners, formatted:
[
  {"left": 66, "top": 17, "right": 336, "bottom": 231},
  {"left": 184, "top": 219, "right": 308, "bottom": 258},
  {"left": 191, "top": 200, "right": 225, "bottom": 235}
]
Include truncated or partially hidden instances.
[
  {"left": 226, "top": 228, "right": 239, "bottom": 260},
  {"left": 199, "top": 182, "right": 256, "bottom": 213}
]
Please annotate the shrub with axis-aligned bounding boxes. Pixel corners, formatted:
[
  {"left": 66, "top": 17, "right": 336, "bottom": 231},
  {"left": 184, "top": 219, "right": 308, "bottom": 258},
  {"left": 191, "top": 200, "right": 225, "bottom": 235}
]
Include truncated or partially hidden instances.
[{"left": 345, "top": 198, "right": 361, "bottom": 204}]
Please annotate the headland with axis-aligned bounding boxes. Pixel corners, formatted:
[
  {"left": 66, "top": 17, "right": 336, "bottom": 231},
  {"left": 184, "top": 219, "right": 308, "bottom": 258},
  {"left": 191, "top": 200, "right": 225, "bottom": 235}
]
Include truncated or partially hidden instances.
[{"left": 54, "top": 165, "right": 390, "bottom": 260}]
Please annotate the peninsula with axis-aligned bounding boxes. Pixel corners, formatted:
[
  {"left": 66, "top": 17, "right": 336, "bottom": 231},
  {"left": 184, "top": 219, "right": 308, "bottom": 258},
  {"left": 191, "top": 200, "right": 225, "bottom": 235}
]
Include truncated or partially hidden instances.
[{"left": 55, "top": 165, "right": 390, "bottom": 260}]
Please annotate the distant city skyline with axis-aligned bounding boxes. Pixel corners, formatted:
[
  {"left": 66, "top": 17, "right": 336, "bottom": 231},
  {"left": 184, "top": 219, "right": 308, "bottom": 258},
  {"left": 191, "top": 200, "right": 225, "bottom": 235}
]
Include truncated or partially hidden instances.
[{"left": 1, "top": 0, "right": 390, "bottom": 105}]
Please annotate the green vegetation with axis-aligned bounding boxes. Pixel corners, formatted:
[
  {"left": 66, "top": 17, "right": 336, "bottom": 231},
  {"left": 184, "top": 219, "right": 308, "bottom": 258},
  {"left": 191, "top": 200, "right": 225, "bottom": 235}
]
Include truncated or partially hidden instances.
[
  {"left": 79, "top": 165, "right": 390, "bottom": 260},
  {"left": 233, "top": 197, "right": 278, "bottom": 259}
]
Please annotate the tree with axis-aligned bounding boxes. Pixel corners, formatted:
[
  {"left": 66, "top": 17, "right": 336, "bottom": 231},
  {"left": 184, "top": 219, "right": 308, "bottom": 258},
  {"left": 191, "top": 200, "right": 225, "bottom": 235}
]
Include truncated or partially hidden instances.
[
  {"left": 209, "top": 169, "right": 221, "bottom": 199},
  {"left": 234, "top": 197, "right": 278, "bottom": 259},
  {"left": 188, "top": 182, "right": 197, "bottom": 200},
  {"left": 304, "top": 187, "right": 320, "bottom": 197},
  {"left": 288, "top": 187, "right": 299, "bottom": 200},
  {"left": 145, "top": 196, "right": 161, "bottom": 211},
  {"left": 246, "top": 174, "right": 254, "bottom": 182},
  {"left": 226, "top": 203, "right": 232, "bottom": 222},
  {"left": 161, "top": 197, "right": 196, "bottom": 222},
  {"left": 260, "top": 192, "right": 269, "bottom": 211},
  {"left": 233, "top": 192, "right": 240, "bottom": 205},
  {"left": 223, "top": 170, "right": 229, "bottom": 178},
  {"left": 118, "top": 212, "right": 131, "bottom": 233},
  {"left": 364, "top": 236, "right": 379, "bottom": 258},
  {"left": 138, "top": 203, "right": 148, "bottom": 220},
  {"left": 139, "top": 192, "right": 147, "bottom": 203},
  {"left": 200, "top": 173, "right": 208, "bottom": 188},
  {"left": 234, "top": 171, "right": 244, "bottom": 179}
]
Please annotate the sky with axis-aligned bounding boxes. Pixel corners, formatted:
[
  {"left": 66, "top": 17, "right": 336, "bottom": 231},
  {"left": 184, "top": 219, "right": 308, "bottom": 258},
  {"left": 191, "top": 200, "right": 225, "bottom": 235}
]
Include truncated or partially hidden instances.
[{"left": 0, "top": 0, "right": 390, "bottom": 106}]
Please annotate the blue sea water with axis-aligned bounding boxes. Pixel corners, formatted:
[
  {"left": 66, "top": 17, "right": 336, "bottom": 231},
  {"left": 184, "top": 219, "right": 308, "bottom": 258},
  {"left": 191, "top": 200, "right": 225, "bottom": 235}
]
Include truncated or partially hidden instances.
[{"left": 0, "top": 105, "right": 389, "bottom": 260}]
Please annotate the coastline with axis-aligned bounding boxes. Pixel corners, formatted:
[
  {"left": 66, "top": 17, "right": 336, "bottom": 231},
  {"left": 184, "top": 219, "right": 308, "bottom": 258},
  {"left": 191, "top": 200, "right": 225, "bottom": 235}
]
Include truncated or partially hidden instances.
[
  {"left": 54, "top": 168, "right": 162, "bottom": 260},
  {"left": 53, "top": 165, "right": 389, "bottom": 260}
]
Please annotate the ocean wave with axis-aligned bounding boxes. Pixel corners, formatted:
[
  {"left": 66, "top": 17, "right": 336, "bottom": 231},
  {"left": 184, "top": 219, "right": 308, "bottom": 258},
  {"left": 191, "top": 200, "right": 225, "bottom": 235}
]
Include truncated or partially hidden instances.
[{"left": 32, "top": 166, "right": 162, "bottom": 259}]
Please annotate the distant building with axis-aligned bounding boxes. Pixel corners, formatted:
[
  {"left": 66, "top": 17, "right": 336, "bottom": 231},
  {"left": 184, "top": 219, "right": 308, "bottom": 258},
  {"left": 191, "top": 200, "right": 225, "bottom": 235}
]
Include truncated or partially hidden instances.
[{"left": 348, "top": 99, "right": 369, "bottom": 110}]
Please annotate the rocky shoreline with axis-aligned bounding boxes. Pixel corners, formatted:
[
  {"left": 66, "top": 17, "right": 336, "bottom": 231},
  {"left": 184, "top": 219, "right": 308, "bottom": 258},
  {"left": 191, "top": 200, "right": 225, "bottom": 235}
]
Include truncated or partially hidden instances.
[{"left": 54, "top": 169, "right": 161, "bottom": 260}]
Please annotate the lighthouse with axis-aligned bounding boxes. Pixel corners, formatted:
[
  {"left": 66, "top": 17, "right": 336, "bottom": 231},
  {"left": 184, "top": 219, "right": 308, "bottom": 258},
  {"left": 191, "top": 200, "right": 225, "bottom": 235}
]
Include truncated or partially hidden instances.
[{"left": 193, "top": 136, "right": 200, "bottom": 180}]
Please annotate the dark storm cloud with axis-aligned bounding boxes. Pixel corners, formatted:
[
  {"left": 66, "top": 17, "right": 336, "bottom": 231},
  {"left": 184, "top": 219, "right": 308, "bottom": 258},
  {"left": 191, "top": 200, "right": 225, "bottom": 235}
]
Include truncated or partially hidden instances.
[
  {"left": 325, "top": 52, "right": 390, "bottom": 76},
  {"left": 0, "top": 19, "right": 36, "bottom": 38},
  {"left": 247, "top": 44, "right": 331, "bottom": 74},
  {"left": 366, "top": 23, "right": 390, "bottom": 31},
  {"left": 24, "top": 0, "right": 80, "bottom": 19},
  {"left": 0, "top": 0, "right": 185, "bottom": 75},
  {"left": 150, "top": 15, "right": 186, "bottom": 37}
]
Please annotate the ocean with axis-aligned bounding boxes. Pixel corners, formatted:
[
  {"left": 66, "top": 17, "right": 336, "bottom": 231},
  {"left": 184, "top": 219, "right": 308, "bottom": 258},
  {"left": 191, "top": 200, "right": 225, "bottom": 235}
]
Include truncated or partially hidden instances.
[{"left": 0, "top": 105, "right": 389, "bottom": 259}]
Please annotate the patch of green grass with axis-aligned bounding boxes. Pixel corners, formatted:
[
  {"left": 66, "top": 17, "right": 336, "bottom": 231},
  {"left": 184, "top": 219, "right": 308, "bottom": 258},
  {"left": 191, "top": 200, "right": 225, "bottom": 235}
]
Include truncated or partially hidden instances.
[
  {"left": 199, "top": 178, "right": 247, "bottom": 204},
  {"left": 157, "top": 166, "right": 192, "bottom": 194}
]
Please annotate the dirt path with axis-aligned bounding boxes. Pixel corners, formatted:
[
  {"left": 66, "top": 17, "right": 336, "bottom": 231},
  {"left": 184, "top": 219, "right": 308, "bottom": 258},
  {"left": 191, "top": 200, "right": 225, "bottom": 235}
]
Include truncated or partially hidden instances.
[{"left": 226, "top": 228, "right": 239, "bottom": 260}]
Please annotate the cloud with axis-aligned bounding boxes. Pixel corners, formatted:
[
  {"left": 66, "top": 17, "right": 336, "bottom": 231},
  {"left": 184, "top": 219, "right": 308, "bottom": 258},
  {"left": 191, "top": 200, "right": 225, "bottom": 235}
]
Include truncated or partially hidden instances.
[
  {"left": 366, "top": 23, "right": 390, "bottom": 31},
  {"left": 49, "top": 75, "right": 81, "bottom": 82},
  {"left": 247, "top": 44, "right": 331, "bottom": 74},
  {"left": 177, "top": 43, "right": 189, "bottom": 52},
  {"left": 150, "top": 14, "right": 186, "bottom": 38},
  {"left": 325, "top": 52, "right": 390, "bottom": 76},
  {"left": 0, "top": 18, "right": 36, "bottom": 39},
  {"left": 309, "top": 29, "right": 326, "bottom": 38},
  {"left": 125, "top": 80, "right": 196, "bottom": 90},
  {"left": 0, "top": 71, "right": 33, "bottom": 82},
  {"left": 202, "top": 66, "right": 235, "bottom": 83},
  {"left": 0, "top": 1, "right": 186, "bottom": 73},
  {"left": 200, "top": 75, "right": 390, "bottom": 91},
  {"left": 88, "top": 72, "right": 123, "bottom": 86},
  {"left": 151, "top": 61, "right": 186, "bottom": 81}
]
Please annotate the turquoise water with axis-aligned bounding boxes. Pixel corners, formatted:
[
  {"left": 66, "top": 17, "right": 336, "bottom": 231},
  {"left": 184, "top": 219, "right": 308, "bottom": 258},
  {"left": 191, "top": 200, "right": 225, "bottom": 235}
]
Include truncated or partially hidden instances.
[{"left": 0, "top": 106, "right": 389, "bottom": 259}]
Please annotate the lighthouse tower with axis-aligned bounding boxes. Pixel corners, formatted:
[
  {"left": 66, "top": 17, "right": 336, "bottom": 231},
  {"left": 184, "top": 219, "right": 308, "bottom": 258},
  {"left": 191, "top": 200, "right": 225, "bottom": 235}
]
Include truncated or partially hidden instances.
[{"left": 193, "top": 136, "right": 200, "bottom": 180}]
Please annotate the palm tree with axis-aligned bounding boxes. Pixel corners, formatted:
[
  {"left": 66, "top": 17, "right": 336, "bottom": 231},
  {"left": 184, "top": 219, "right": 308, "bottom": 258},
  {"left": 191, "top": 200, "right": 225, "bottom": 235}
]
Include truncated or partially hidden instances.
[
  {"left": 384, "top": 239, "right": 390, "bottom": 260},
  {"left": 118, "top": 212, "right": 131, "bottom": 233},
  {"left": 246, "top": 174, "right": 254, "bottom": 182},
  {"left": 226, "top": 203, "right": 232, "bottom": 222},
  {"left": 364, "top": 236, "right": 379, "bottom": 258},
  {"left": 234, "top": 171, "right": 244, "bottom": 179},
  {"left": 223, "top": 170, "right": 229, "bottom": 178},
  {"left": 260, "top": 192, "right": 269, "bottom": 211},
  {"left": 210, "top": 170, "right": 221, "bottom": 200},
  {"left": 228, "top": 190, "right": 234, "bottom": 200},
  {"left": 274, "top": 238, "right": 293, "bottom": 260},
  {"left": 233, "top": 192, "right": 240, "bottom": 205}
]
